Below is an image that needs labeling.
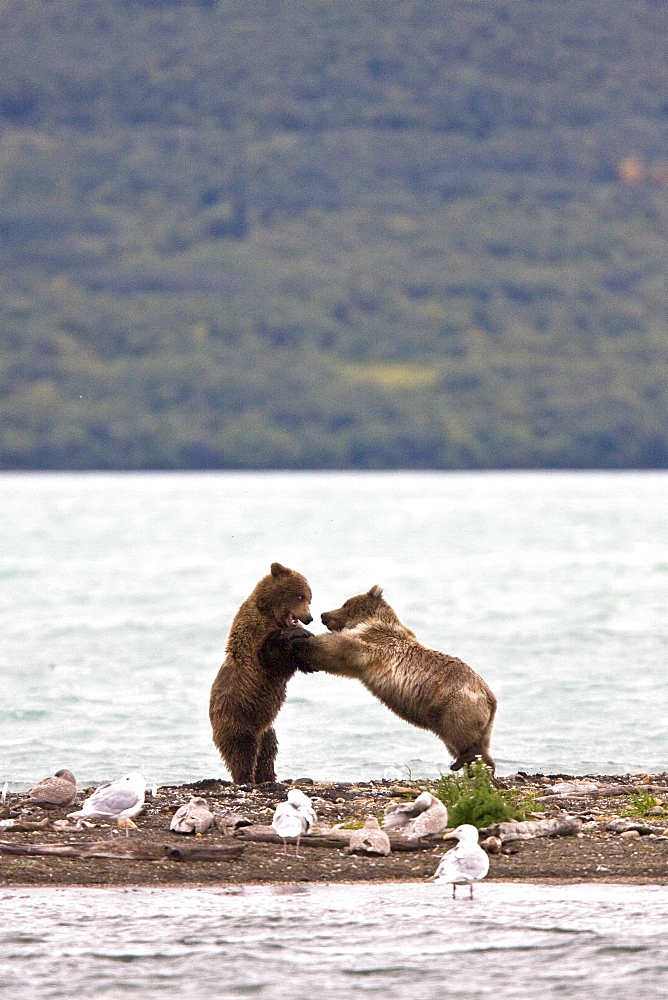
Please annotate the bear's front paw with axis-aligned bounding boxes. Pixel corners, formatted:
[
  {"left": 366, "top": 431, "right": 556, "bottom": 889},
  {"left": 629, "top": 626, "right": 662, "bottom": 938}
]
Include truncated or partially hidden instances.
[
  {"left": 285, "top": 633, "right": 319, "bottom": 673},
  {"left": 258, "top": 628, "right": 316, "bottom": 677},
  {"left": 297, "top": 662, "right": 320, "bottom": 674},
  {"left": 283, "top": 626, "right": 313, "bottom": 640},
  {"left": 283, "top": 625, "right": 314, "bottom": 641}
]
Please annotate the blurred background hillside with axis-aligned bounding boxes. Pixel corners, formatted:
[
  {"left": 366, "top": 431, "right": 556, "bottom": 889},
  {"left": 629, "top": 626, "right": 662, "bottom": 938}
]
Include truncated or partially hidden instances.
[{"left": 1, "top": 0, "right": 667, "bottom": 469}]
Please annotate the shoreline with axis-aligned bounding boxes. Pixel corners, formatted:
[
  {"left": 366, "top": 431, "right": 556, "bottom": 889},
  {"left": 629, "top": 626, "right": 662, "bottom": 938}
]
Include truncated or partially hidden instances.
[
  {"left": 4, "top": 877, "right": 667, "bottom": 890},
  {"left": 2, "top": 772, "right": 668, "bottom": 888}
]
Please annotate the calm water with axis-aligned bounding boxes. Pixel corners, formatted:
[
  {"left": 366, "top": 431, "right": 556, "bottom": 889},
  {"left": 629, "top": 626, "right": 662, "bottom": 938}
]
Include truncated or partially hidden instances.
[
  {"left": 1, "top": 470, "right": 667, "bottom": 787},
  {"left": 3, "top": 883, "right": 668, "bottom": 1000}
]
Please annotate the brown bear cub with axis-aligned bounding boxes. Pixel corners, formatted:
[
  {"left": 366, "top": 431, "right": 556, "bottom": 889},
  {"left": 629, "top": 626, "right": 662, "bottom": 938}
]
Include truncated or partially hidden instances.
[
  {"left": 289, "top": 585, "right": 497, "bottom": 772},
  {"left": 209, "top": 563, "right": 314, "bottom": 785}
]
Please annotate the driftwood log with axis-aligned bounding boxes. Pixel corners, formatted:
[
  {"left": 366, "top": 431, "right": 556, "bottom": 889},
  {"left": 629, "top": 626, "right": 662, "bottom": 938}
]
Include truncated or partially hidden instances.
[
  {"left": 537, "top": 783, "right": 664, "bottom": 802},
  {"left": 479, "top": 816, "right": 582, "bottom": 842},
  {"left": 164, "top": 843, "right": 246, "bottom": 862},
  {"left": 0, "top": 817, "right": 51, "bottom": 832},
  {"left": 233, "top": 824, "right": 435, "bottom": 852},
  {"left": 0, "top": 839, "right": 245, "bottom": 862}
]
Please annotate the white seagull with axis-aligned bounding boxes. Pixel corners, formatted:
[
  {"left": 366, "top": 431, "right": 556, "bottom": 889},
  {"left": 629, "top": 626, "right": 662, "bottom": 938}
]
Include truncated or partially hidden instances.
[
  {"left": 433, "top": 823, "right": 490, "bottom": 899},
  {"left": 349, "top": 816, "right": 391, "bottom": 856},
  {"left": 271, "top": 788, "right": 317, "bottom": 857},
  {"left": 170, "top": 796, "right": 214, "bottom": 835},
  {"left": 383, "top": 791, "right": 448, "bottom": 838},
  {"left": 68, "top": 772, "right": 146, "bottom": 837}
]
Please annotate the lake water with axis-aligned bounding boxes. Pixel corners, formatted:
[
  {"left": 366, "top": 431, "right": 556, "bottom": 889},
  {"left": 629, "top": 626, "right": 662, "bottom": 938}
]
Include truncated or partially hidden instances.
[
  {"left": 1, "top": 469, "right": 667, "bottom": 788},
  {"left": 4, "top": 882, "right": 668, "bottom": 1000},
  {"left": 3, "top": 471, "right": 668, "bottom": 998}
]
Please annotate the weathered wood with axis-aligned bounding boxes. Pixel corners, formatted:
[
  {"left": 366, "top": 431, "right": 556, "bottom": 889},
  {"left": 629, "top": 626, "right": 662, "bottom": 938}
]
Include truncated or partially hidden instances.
[
  {"left": 0, "top": 840, "right": 81, "bottom": 858},
  {"left": 0, "top": 839, "right": 164, "bottom": 860},
  {"left": 233, "top": 824, "right": 430, "bottom": 851},
  {"left": 164, "top": 843, "right": 246, "bottom": 862},
  {"left": 537, "top": 783, "right": 664, "bottom": 802},
  {"left": 0, "top": 839, "right": 246, "bottom": 862},
  {"left": 0, "top": 816, "right": 51, "bottom": 832},
  {"left": 605, "top": 818, "right": 663, "bottom": 835},
  {"left": 479, "top": 816, "right": 582, "bottom": 842}
]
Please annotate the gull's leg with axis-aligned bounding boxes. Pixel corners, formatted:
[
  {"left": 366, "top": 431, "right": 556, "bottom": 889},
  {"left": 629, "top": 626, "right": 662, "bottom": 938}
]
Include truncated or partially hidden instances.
[{"left": 118, "top": 817, "right": 138, "bottom": 838}]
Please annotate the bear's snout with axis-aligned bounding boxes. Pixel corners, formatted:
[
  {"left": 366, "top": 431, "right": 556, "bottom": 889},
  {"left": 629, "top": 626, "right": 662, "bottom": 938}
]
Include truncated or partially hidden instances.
[
  {"left": 321, "top": 610, "right": 343, "bottom": 631},
  {"left": 288, "top": 610, "right": 313, "bottom": 626}
]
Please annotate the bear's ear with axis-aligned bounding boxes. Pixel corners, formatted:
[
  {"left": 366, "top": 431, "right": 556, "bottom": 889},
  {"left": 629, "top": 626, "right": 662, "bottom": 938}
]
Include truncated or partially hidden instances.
[
  {"left": 367, "top": 585, "right": 383, "bottom": 599},
  {"left": 270, "top": 562, "right": 290, "bottom": 578}
]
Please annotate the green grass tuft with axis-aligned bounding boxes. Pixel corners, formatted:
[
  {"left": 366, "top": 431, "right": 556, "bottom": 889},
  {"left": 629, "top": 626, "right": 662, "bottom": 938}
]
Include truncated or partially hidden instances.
[
  {"left": 426, "top": 758, "right": 526, "bottom": 829},
  {"left": 624, "top": 789, "right": 660, "bottom": 817}
]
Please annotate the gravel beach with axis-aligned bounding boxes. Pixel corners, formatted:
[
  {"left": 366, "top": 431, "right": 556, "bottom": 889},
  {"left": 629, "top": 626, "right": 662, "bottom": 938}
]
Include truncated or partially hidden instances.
[{"left": 2, "top": 773, "right": 668, "bottom": 887}]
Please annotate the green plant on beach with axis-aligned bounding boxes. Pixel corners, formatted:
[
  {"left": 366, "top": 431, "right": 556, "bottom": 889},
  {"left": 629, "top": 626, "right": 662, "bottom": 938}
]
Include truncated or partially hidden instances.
[
  {"left": 426, "top": 758, "right": 526, "bottom": 829},
  {"left": 624, "top": 790, "right": 661, "bottom": 817}
]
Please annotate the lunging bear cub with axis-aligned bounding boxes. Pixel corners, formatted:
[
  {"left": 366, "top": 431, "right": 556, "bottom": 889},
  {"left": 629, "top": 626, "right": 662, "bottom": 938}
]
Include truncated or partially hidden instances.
[
  {"left": 289, "top": 585, "right": 497, "bottom": 772},
  {"left": 209, "top": 562, "right": 314, "bottom": 785}
]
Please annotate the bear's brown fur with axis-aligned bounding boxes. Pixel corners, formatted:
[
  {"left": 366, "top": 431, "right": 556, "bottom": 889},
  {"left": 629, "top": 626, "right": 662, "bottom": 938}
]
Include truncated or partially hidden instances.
[
  {"left": 290, "top": 585, "right": 496, "bottom": 771},
  {"left": 209, "top": 563, "right": 313, "bottom": 785}
]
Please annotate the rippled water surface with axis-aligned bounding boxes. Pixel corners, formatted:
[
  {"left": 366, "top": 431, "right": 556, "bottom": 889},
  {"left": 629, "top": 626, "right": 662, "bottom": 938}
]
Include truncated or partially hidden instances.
[
  {"left": 2, "top": 470, "right": 667, "bottom": 785},
  {"left": 3, "top": 883, "right": 668, "bottom": 1000}
]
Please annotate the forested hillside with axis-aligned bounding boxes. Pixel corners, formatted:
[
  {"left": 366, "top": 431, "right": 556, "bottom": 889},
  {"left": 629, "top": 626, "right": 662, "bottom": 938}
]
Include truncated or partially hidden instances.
[{"left": 1, "top": 0, "right": 668, "bottom": 468}]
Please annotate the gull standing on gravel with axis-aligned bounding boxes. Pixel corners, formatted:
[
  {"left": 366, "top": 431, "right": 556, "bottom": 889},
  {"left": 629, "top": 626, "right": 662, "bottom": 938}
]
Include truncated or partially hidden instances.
[
  {"left": 432, "top": 823, "right": 489, "bottom": 899},
  {"left": 170, "top": 796, "right": 215, "bottom": 834},
  {"left": 383, "top": 791, "right": 448, "bottom": 838},
  {"left": 27, "top": 769, "right": 78, "bottom": 808},
  {"left": 68, "top": 772, "right": 146, "bottom": 836},
  {"left": 271, "top": 788, "right": 317, "bottom": 857}
]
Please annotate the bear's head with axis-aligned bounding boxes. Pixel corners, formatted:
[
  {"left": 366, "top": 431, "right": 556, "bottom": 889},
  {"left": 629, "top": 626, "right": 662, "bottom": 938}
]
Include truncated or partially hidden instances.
[
  {"left": 254, "top": 562, "right": 313, "bottom": 627},
  {"left": 321, "top": 584, "right": 386, "bottom": 631}
]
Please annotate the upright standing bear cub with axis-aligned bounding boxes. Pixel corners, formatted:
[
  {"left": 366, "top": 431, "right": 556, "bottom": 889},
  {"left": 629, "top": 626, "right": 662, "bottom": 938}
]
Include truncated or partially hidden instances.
[
  {"left": 289, "top": 585, "right": 497, "bottom": 772},
  {"left": 209, "top": 563, "right": 313, "bottom": 785}
]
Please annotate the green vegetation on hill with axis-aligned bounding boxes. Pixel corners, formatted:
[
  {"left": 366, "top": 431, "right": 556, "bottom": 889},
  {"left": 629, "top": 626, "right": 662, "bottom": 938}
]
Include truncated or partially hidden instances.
[{"left": 1, "top": 0, "right": 667, "bottom": 468}]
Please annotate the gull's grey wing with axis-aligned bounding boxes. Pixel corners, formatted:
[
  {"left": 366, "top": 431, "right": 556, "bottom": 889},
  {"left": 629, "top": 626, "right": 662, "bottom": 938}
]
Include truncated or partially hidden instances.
[
  {"left": 457, "top": 854, "right": 489, "bottom": 878},
  {"left": 451, "top": 847, "right": 489, "bottom": 880},
  {"left": 434, "top": 846, "right": 457, "bottom": 878},
  {"left": 88, "top": 786, "right": 141, "bottom": 813}
]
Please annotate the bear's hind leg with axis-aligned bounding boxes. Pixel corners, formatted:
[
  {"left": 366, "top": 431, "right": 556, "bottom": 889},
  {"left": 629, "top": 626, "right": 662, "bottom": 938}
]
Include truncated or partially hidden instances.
[
  {"left": 254, "top": 727, "right": 278, "bottom": 784},
  {"left": 220, "top": 730, "right": 259, "bottom": 785}
]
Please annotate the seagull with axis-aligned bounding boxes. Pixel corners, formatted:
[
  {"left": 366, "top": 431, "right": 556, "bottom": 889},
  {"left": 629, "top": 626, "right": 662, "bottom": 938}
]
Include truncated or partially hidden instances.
[
  {"left": 68, "top": 772, "right": 146, "bottom": 837},
  {"left": 271, "top": 788, "right": 317, "bottom": 857},
  {"left": 383, "top": 791, "right": 448, "bottom": 838},
  {"left": 1, "top": 782, "right": 8, "bottom": 804},
  {"left": 170, "top": 796, "right": 214, "bottom": 835},
  {"left": 349, "top": 816, "right": 391, "bottom": 856},
  {"left": 27, "top": 769, "right": 78, "bottom": 808},
  {"left": 432, "top": 824, "right": 490, "bottom": 899}
]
